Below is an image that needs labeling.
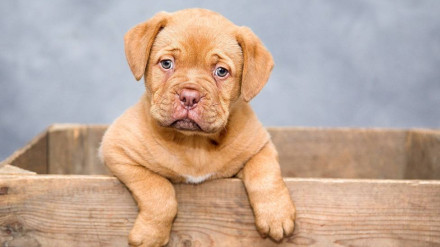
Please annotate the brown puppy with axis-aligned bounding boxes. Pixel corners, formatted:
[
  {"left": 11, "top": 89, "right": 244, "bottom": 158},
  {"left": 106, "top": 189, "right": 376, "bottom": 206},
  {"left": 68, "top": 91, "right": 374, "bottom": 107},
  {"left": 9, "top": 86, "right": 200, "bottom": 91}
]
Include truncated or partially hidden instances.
[{"left": 100, "top": 8, "right": 295, "bottom": 247}]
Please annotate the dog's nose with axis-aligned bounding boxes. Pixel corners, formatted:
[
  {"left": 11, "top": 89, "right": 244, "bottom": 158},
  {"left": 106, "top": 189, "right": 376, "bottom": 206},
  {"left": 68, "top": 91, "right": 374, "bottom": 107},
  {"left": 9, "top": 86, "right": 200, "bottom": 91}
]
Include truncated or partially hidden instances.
[{"left": 179, "top": 89, "right": 201, "bottom": 108}]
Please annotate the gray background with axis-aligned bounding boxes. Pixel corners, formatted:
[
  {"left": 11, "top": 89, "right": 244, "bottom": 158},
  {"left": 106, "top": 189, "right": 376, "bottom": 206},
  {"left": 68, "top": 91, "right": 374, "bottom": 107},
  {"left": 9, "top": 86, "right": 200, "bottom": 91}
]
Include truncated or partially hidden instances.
[{"left": 1, "top": 0, "right": 439, "bottom": 161}]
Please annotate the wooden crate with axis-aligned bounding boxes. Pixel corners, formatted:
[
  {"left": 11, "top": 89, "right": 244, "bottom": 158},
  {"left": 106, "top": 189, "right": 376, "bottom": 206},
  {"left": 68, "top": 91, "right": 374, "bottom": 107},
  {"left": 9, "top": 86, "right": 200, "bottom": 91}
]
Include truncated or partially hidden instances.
[{"left": 1, "top": 124, "right": 439, "bottom": 246}]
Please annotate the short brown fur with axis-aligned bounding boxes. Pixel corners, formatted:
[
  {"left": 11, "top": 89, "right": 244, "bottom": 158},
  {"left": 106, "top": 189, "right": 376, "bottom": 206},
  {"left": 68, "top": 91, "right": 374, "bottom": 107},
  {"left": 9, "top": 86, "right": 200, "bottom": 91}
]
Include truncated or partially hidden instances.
[{"left": 100, "top": 8, "right": 295, "bottom": 247}]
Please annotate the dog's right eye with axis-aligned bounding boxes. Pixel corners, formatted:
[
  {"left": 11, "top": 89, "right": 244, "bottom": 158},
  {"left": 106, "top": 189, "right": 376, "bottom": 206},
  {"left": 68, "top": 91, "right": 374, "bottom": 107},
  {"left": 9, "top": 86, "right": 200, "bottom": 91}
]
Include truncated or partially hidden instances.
[
  {"left": 160, "top": 59, "right": 173, "bottom": 70},
  {"left": 215, "top": 67, "right": 229, "bottom": 78}
]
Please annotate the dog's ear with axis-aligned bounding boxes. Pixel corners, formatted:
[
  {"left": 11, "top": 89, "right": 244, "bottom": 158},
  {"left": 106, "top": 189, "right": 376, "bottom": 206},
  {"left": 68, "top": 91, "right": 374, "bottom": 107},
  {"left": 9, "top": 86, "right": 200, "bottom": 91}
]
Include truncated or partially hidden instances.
[
  {"left": 124, "top": 12, "right": 170, "bottom": 81},
  {"left": 236, "top": 27, "right": 274, "bottom": 102}
]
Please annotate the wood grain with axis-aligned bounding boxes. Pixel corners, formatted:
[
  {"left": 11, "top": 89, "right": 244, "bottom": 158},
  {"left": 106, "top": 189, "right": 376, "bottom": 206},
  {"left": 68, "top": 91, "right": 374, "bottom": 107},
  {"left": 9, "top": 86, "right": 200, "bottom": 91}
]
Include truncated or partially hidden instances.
[
  {"left": 270, "top": 127, "right": 409, "bottom": 179},
  {"left": 405, "top": 129, "right": 440, "bottom": 179},
  {"left": 48, "top": 124, "right": 109, "bottom": 175},
  {"left": 0, "top": 164, "right": 36, "bottom": 175},
  {"left": 5, "top": 125, "right": 439, "bottom": 179},
  {"left": 1, "top": 128, "right": 48, "bottom": 174},
  {"left": 1, "top": 175, "right": 439, "bottom": 246}
]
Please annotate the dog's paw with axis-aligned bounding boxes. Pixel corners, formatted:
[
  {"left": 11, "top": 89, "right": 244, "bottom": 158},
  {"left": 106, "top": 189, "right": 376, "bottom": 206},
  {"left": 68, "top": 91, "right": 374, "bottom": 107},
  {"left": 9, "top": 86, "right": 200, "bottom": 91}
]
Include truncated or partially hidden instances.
[
  {"left": 128, "top": 216, "right": 171, "bottom": 247},
  {"left": 253, "top": 198, "right": 296, "bottom": 242}
]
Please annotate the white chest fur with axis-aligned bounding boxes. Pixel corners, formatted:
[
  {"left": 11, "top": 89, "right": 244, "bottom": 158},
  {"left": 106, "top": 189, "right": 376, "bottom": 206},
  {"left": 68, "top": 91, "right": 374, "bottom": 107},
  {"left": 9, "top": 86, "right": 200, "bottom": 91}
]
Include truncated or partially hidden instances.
[{"left": 183, "top": 173, "right": 214, "bottom": 184}]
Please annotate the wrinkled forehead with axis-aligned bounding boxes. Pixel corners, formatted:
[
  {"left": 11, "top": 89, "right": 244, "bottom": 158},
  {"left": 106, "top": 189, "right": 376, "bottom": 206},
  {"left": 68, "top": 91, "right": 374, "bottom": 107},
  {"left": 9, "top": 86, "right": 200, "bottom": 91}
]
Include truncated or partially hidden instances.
[{"left": 151, "top": 17, "right": 243, "bottom": 67}]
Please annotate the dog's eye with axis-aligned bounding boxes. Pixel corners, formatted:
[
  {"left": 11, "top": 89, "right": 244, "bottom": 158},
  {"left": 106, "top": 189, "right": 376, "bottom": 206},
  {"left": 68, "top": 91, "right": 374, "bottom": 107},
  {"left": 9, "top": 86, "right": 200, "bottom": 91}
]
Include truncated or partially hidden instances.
[
  {"left": 160, "top": 59, "right": 173, "bottom": 70},
  {"left": 215, "top": 67, "right": 229, "bottom": 78}
]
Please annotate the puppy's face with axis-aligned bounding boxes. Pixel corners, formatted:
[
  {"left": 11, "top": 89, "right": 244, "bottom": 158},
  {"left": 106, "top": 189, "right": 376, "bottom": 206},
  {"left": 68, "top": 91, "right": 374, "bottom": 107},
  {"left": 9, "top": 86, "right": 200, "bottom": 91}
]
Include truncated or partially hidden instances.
[
  {"left": 147, "top": 14, "right": 243, "bottom": 133},
  {"left": 124, "top": 9, "right": 274, "bottom": 134}
]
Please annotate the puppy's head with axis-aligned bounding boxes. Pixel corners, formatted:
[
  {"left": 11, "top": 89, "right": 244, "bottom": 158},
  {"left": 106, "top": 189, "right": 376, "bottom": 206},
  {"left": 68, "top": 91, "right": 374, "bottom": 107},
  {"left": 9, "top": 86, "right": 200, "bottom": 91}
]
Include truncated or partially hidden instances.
[{"left": 125, "top": 9, "right": 273, "bottom": 134}]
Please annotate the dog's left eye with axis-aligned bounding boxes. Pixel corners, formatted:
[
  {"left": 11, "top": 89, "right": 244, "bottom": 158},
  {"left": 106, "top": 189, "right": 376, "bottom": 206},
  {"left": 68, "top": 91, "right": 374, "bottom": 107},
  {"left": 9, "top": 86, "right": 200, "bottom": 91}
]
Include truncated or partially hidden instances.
[
  {"left": 160, "top": 59, "right": 173, "bottom": 70},
  {"left": 215, "top": 67, "right": 229, "bottom": 78}
]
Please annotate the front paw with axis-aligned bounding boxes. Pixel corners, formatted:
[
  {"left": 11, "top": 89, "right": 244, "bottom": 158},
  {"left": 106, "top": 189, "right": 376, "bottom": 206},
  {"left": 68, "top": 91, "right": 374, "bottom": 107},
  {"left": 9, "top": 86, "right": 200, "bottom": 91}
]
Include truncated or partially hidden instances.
[
  {"left": 253, "top": 198, "right": 296, "bottom": 242},
  {"left": 129, "top": 215, "right": 172, "bottom": 247}
]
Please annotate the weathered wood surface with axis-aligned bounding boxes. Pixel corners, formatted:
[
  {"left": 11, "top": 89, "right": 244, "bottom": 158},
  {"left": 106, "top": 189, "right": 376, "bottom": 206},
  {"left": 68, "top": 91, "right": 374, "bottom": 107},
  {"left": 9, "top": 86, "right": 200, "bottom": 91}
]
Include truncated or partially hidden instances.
[
  {"left": 0, "top": 164, "right": 36, "bottom": 175},
  {"left": 405, "top": 129, "right": 440, "bottom": 179},
  {"left": 271, "top": 128, "right": 410, "bottom": 179},
  {"left": 1, "top": 128, "right": 48, "bottom": 174},
  {"left": 1, "top": 175, "right": 439, "bottom": 247},
  {"left": 4, "top": 124, "right": 440, "bottom": 179},
  {"left": 47, "top": 124, "right": 109, "bottom": 175}
]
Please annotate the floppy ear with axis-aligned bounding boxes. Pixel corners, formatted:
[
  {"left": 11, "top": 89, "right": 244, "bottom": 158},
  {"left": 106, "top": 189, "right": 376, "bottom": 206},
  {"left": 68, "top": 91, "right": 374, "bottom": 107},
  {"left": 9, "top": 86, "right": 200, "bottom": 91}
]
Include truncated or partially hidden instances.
[
  {"left": 236, "top": 26, "right": 274, "bottom": 102},
  {"left": 124, "top": 12, "right": 170, "bottom": 81}
]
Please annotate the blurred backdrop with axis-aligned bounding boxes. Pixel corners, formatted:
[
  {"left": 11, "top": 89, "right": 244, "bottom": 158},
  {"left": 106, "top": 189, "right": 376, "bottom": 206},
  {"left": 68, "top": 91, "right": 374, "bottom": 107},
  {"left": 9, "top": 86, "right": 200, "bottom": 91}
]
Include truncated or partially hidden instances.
[{"left": 1, "top": 0, "right": 440, "bottom": 160}]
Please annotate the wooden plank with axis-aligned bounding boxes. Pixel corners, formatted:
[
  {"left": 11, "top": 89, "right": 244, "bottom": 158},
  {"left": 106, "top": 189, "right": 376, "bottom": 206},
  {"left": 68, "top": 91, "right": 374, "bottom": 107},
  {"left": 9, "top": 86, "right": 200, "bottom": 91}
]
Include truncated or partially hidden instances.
[
  {"left": 1, "top": 175, "right": 439, "bottom": 246},
  {"left": 0, "top": 164, "right": 36, "bottom": 175},
  {"left": 48, "top": 124, "right": 109, "bottom": 175},
  {"left": 270, "top": 128, "right": 409, "bottom": 179},
  {"left": 1, "top": 128, "right": 48, "bottom": 174},
  {"left": 5, "top": 125, "right": 440, "bottom": 179},
  {"left": 45, "top": 125, "right": 419, "bottom": 179},
  {"left": 405, "top": 129, "right": 440, "bottom": 179}
]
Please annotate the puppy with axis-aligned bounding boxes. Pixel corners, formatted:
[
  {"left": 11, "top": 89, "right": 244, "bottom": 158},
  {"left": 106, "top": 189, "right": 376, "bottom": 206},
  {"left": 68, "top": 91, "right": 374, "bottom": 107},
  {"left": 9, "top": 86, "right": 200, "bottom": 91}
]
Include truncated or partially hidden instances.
[{"left": 100, "top": 8, "right": 296, "bottom": 247}]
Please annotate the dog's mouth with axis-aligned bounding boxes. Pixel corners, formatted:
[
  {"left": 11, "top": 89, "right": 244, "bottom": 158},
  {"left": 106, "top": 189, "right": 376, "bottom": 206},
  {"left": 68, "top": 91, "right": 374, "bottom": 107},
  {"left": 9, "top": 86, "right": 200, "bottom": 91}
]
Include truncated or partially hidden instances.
[{"left": 171, "top": 118, "right": 202, "bottom": 131}]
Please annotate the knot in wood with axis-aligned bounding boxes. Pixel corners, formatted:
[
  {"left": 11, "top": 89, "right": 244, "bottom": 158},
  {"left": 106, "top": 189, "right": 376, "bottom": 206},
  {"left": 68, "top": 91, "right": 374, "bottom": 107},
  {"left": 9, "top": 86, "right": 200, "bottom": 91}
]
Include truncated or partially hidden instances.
[
  {"left": 0, "top": 186, "right": 8, "bottom": 195},
  {"left": 183, "top": 239, "right": 192, "bottom": 247}
]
